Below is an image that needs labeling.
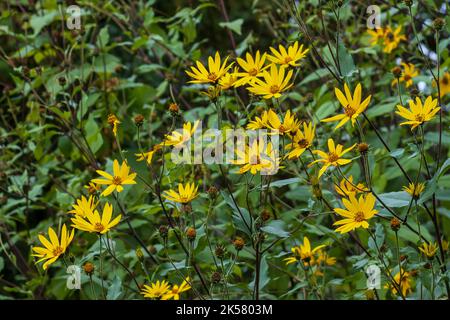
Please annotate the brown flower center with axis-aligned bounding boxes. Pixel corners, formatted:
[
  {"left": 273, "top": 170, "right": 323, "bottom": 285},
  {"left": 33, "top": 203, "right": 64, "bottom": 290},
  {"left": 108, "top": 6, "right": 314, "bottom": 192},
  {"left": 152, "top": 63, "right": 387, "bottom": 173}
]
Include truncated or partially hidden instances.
[
  {"left": 279, "top": 125, "right": 286, "bottom": 132},
  {"left": 248, "top": 68, "right": 258, "bottom": 76},
  {"left": 415, "top": 114, "right": 424, "bottom": 122},
  {"left": 297, "top": 138, "right": 309, "bottom": 148},
  {"left": 52, "top": 246, "right": 64, "bottom": 256},
  {"left": 284, "top": 56, "right": 293, "bottom": 64},
  {"left": 386, "top": 32, "right": 394, "bottom": 41},
  {"left": 94, "top": 223, "right": 105, "bottom": 233},
  {"left": 404, "top": 74, "right": 411, "bottom": 81},
  {"left": 208, "top": 72, "right": 218, "bottom": 81},
  {"left": 354, "top": 211, "right": 365, "bottom": 222},
  {"left": 344, "top": 106, "right": 356, "bottom": 117},
  {"left": 328, "top": 152, "right": 339, "bottom": 163},
  {"left": 112, "top": 176, "right": 122, "bottom": 185},
  {"left": 270, "top": 85, "right": 280, "bottom": 94},
  {"left": 442, "top": 76, "right": 449, "bottom": 85}
]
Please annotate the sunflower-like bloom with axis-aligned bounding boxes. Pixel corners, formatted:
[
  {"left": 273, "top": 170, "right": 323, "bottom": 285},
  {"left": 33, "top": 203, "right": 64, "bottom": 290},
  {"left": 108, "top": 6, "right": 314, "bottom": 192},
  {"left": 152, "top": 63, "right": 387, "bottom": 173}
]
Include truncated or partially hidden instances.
[
  {"left": 185, "top": 52, "right": 233, "bottom": 84},
  {"left": 391, "top": 63, "right": 419, "bottom": 88},
  {"left": 432, "top": 72, "right": 450, "bottom": 98},
  {"left": 84, "top": 182, "right": 101, "bottom": 194},
  {"left": 402, "top": 182, "right": 425, "bottom": 199},
  {"left": 382, "top": 26, "right": 406, "bottom": 53},
  {"left": 135, "top": 144, "right": 162, "bottom": 165},
  {"left": 163, "top": 121, "right": 200, "bottom": 147},
  {"left": 91, "top": 160, "right": 137, "bottom": 196},
  {"left": 219, "top": 67, "right": 239, "bottom": 90},
  {"left": 161, "top": 277, "right": 191, "bottom": 300},
  {"left": 162, "top": 182, "right": 199, "bottom": 204},
  {"left": 284, "top": 236, "right": 326, "bottom": 266},
  {"left": 386, "top": 269, "right": 413, "bottom": 297},
  {"left": 235, "top": 51, "right": 268, "bottom": 86},
  {"left": 335, "top": 175, "right": 368, "bottom": 198},
  {"left": 233, "top": 139, "right": 280, "bottom": 175},
  {"left": 333, "top": 193, "right": 378, "bottom": 234},
  {"left": 32, "top": 224, "right": 74, "bottom": 270},
  {"left": 267, "top": 41, "right": 309, "bottom": 67},
  {"left": 68, "top": 195, "right": 96, "bottom": 217},
  {"left": 316, "top": 250, "right": 337, "bottom": 266},
  {"left": 266, "top": 109, "right": 300, "bottom": 135},
  {"left": 246, "top": 110, "right": 269, "bottom": 130},
  {"left": 321, "top": 83, "right": 371, "bottom": 129},
  {"left": 141, "top": 280, "right": 171, "bottom": 299},
  {"left": 285, "top": 121, "right": 315, "bottom": 159},
  {"left": 309, "top": 139, "right": 356, "bottom": 178},
  {"left": 395, "top": 96, "right": 440, "bottom": 130},
  {"left": 107, "top": 114, "right": 120, "bottom": 137},
  {"left": 247, "top": 64, "right": 293, "bottom": 99},
  {"left": 367, "top": 28, "right": 384, "bottom": 46},
  {"left": 418, "top": 242, "right": 438, "bottom": 259},
  {"left": 71, "top": 202, "right": 121, "bottom": 234}
]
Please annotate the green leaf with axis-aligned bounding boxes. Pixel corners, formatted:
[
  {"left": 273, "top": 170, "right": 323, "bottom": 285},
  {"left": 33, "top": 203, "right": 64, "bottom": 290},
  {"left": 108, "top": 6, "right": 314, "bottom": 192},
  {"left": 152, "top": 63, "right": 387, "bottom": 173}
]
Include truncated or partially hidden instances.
[
  {"left": 106, "top": 276, "right": 122, "bottom": 300},
  {"left": 219, "top": 19, "right": 244, "bottom": 35},
  {"left": 261, "top": 220, "right": 290, "bottom": 238},
  {"left": 377, "top": 191, "right": 411, "bottom": 207},
  {"left": 30, "top": 11, "right": 58, "bottom": 36}
]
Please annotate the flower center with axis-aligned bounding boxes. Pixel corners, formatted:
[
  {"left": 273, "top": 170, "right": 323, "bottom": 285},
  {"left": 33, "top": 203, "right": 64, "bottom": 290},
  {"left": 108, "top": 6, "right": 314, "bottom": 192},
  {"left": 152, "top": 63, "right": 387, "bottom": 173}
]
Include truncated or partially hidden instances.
[
  {"left": 208, "top": 72, "right": 218, "bottom": 81},
  {"left": 297, "top": 138, "right": 309, "bottom": 148},
  {"left": 344, "top": 106, "right": 356, "bottom": 117},
  {"left": 443, "top": 76, "right": 449, "bottom": 85},
  {"left": 284, "top": 56, "right": 293, "bottom": 64},
  {"left": 404, "top": 74, "right": 411, "bottom": 81},
  {"left": 354, "top": 211, "right": 365, "bottom": 222},
  {"left": 52, "top": 246, "right": 64, "bottom": 256},
  {"left": 328, "top": 152, "right": 339, "bottom": 163},
  {"left": 386, "top": 32, "right": 394, "bottom": 41},
  {"left": 112, "top": 176, "right": 122, "bottom": 185},
  {"left": 279, "top": 125, "right": 286, "bottom": 132},
  {"left": 415, "top": 114, "right": 424, "bottom": 122},
  {"left": 270, "top": 85, "right": 280, "bottom": 94},
  {"left": 248, "top": 68, "right": 258, "bottom": 76},
  {"left": 94, "top": 223, "right": 105, "bottom": 233}
]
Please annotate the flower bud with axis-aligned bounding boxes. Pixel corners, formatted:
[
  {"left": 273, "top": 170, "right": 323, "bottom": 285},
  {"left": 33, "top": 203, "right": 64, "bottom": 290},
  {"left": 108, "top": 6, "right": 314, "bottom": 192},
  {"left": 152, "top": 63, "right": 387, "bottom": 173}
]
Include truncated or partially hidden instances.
[
  {"left": 433, "top": 18, "right": 445, "bottom": 31},
  {"left": 391, "top": 66, "right": 402, "bottom": 78},
  {"left": 390, "top": 218, "right": 401, "bottom": 232},
  {"left": 233, "top": 237, "right": 245, "bottom": 251},
  {"left": 168, "top": 103, "right": 179, "bottom": 116},
  {"left": 186, "top": 227, "right": 197, "bottom": 241},
  {"left": 159, "top": 225, "right": 169, "bottom": 238},
  {"left": 207, "top": 186, "right": 219, "bottom": 200},
  {"left": 134, "top": 114, "right": 145, "bottom": 126},
  {"left": 260, "top": 209, "right": 271, "bottom": 222},
  {"left": 357, "top": 142, "right": 369, "bottom": 154},
  {"left": 83, "top": 262, "right": 95, "bottom": 275}
]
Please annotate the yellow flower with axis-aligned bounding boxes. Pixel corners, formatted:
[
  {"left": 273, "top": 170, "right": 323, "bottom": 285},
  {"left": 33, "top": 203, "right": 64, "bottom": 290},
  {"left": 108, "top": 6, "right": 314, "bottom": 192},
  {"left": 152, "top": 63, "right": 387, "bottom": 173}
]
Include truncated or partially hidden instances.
[
  {"left": 321, "top": 83, "right": 371, "bottom": 129},
  {"left": 284, "top": 236, "right": 326, "bottom": 266},
  {"left": 267, "top": 41, "right": 309, "bottom": 67},
  {"left": 367, "top": 28, "right": 384, "bottom": 46},
  {"left": 92, "top": 160, "right": 137, "bottom": 196},
  {"left": 84, "top": 182, "right": 101, "bottom": 194},
  {"left": 247, "top": 64, "right": 293, "bottom": 99},
  {"left": 71, "top": 202, "right": 121, "bottom": 234},
  {"left": 335, "top": 175, "right": 368, "bottom": 198},
  {"left": 107, "top": 114, "right": 120, "bottom": 137},
  {"left": 163, "top": 121, "right": 200, "bottom": 147},
  {"left": 382, "top": 26, "right": 406, "bottom": 53},
  {"left": 141, "top": 280, "right": 171, "bottom": 299},
  {"left": 310, "top": 138, "right": 356, "bottom": 178},
  {"left": 285, "top": 121, "right": 315, "bottom": 159},
  {"left": 32, "top": 224, "right": 74, "bottom": 270},
  {"left": 246, "top": 110, "right": 269, "bottom": 130},
  {"left": 418, "top": 242, "right": 438, "bottom": 259},
  {"left": 266, "top": 109, "right": 300, "bottom": 135},
  {"left": 391, "top": 63, "right": 419, "bottom": 88},
  {"left": 395, "top": 96, "right": 440, "bottom": 130},
  {"left": 402, "top": 182, "right": 425, "bottom": 199},
  {"left": 185, "top": 52, "right": 233, "bottom": 84},
  {"left": 235, "top": 51, "right": 268, "bottom": 86},
  {"left": 433, "top": 72, "right": 450, "bottom": 98},
  {"left": 68, "top": 195, "right": 96, "bottom": 218},
  {"left": 161, "top": 277, "right": 191, "bottom": 300},
  {"left": 135, "top": 144, "right": 161, "bottom": 165},
  {"left": 219, "top": 67, "right": 239, "bottom": 90},
  {"left": 233, "top": 139, "right": 280, "bottom": 175},
  {"left": 316, "top": 250, "right": 336, "bottom": 266},
  {"left": 162, "top": 182, "right": 199, "bottom": 204},
  {"left": 386, "top": 269, "right": 413, "bottom": 297},
  {"left": 333, "top": 193, "right": 378, "bottom": 234}
]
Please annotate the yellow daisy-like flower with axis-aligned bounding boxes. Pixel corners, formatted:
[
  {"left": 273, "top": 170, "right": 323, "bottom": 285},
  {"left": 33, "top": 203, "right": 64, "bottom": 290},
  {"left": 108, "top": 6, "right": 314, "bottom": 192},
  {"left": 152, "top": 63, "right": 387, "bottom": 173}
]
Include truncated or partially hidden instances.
[
  {"left": 161, "top": 277, "right": 191, "bottom": 300},
  {"left": 266, "top": 109, "right": 300, "bottom": 135},
  {"left": 135, "top": 144, "right": 161, "bottom": 165},
  {"left": 219, "top": 67, "right": 239, "bottom": 90},
  {"left": 235, "top": 51, "right": 268, "bottom": 86},
  {"left": 395, "top": 96, "right": 440, "bottom": 130},
  {"left": 309, "top": 138, "right": 356, "bottom": 178},
  {"left": 418, "top": 242, "right": 438, "bottom": 259},
  {"left": 335, "top": 175, "right": 368, "bottom": 198},
  {"left": 247, "top": 64, "right": 293, "bottom": 99},
  {"left": 391, "top": 63, "right": 419, "bottom": 88},
  {"left": 163, "top": 120, "right": 200, "bottom": 147},
  {"left": 316, "top": 250, "right": 337, "bottom": 266},
  {"left": 432, "top": 72, "right": 450, "bottom": 98},
  {"left": 68, "top": 195, "right": 96, "bottom": 218},
  {"left": 162, "top": 182, "right": 199, "bottom": 204},
  {"left": 386, "top": 269, "right": 413, "bottom": 297},
  {"left": 267, "top": 41, "right": 309, "bottom": 67},
  {"left": 233, "top": 139, "right": 280, "bottom": 175},
  {"left": 367, "top": 28, "right": 384, "bottom": 46},
  {"left": 382, "top": 26, "right": 406, "bottom": 53},
  {"left": 321, "top": 83, "right": 371, "bottom": 129},
  {"left": 32, "top": 224, "right": 74, "bottom": 270},
  {"left": 246, "top": 110, "right": 269, "bottom": 130},
  {"left": 141, "top": 280, "right": 171, "bottom": 299},
  {"left": 185, "top": 52, "right": 233, "bottom": 84},
  {"left": 285, "top": 121, "right": 315, "bottom": 159},
  {"left": 284, "top": 236, "right": 326, "bottom": 266},
  {"left": 333, "top": 193, "right": 378, "bottom": 234},
  {"left": 402, "top": 182, "right": 425, "bottom": 199},
  {"left": 91, "top": 160, "right": 137, "bottom": 196},
  {"left": 84, "top": 182, "right": 101, "bottom": 194},
  {"left": 107, "top": 114, "right": 120, "bottom": 137},
  {"left": 71, "top": 202, "right": 121, "bottom": 234}
]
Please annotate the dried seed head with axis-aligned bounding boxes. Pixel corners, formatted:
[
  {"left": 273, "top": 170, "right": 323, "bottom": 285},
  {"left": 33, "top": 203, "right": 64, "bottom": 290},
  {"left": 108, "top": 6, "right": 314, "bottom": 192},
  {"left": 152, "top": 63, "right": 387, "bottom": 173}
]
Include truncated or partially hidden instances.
[
  {"left": 260, "top": 209, "right": 271, "bottom": 222},
  {"left": 134, "top": 114, "right": 145, "bottom": 126},
  {"left": 83, "top": 262, "right": 95, "bottom": 275},
  {"left": 159, "top": 225, "right": 169, "bottom": 238},
  {"left": 58, "top": 76, "right": 67, "bottom": 86},
  {"left": 433, "top": 18, "right": 445, "bottom": 31},
  {"left": 168, "top": 103, "right": 179, "bottom": 116},
  {"left": 186, "top": 227, "right": 197, "bottom": 241},
  {"left": 404, "top": 0, "right": 413, "bottom": 7},
  {"left": 181, "top": 203, "right": 192, "bottom": 214},
  {"left": 233, "top": 237, "right": 245, "bottom": 251},
  {"left": 207, "top": 186, "right": 219, "bottom": 200},
  {"left": 211, "top": 271, "right": 222, "bottom": 284},
  {"left": 357, "top": 142, "right": 369, "bottom": 154},
  {"left": 390, "top": 218, "right": 401, "bottom": 232},
  {"left": 391, "top": 66, "right": 402, "bottom": 78},
  {"left": 215, "top": 244, "right": 226, "bottom": 259}
]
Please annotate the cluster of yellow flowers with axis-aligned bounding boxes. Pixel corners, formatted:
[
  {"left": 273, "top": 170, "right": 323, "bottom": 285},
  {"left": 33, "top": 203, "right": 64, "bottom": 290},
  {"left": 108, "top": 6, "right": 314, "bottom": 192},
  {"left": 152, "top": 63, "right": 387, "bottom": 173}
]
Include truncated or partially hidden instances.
[
  {"left": 367, "top": 26, "right": 406, "bottom": 53},
  {"left": 141, "top": 277, "right": 191, "bottom": 300}
]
